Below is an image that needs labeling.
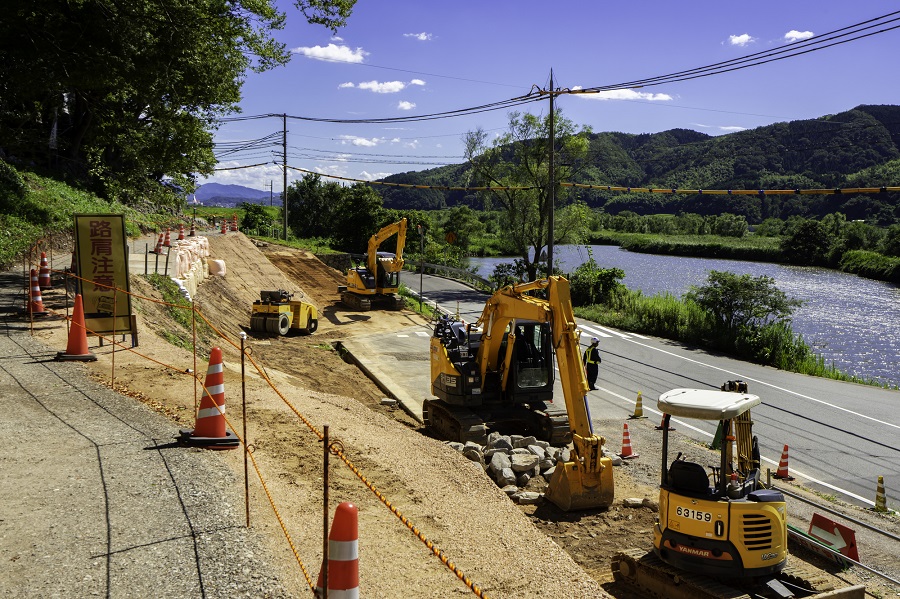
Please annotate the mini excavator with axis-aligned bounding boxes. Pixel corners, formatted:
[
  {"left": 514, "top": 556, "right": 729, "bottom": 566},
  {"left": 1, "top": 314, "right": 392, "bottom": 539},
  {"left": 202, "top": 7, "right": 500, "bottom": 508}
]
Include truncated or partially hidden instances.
[{"left": 339, "top": 218, "right": 407, "bottom": 311}]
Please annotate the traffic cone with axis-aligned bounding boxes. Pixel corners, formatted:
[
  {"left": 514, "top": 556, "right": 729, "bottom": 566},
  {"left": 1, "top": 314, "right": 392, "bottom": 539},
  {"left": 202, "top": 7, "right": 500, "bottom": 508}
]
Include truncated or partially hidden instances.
[
  {"left": 315, "top": 502, "right": 359, "bottom": 599},
  {"left": 629, "top": 391, "right": 648, "bottom": 419},
  {"left": 774, "top": 444, "right": 794, "bottom": 480},
  {"left": 655, "top": 414, "right": 675, "bottom": 431},
  {"left": 56, "top": 294, "right": 96, "bottom": 362},
  {"left": 152, "top": 233, "right": 164, "bottom": 254},
  {"left": 231, "top": 214, "right": 238, "bottom": 231},
  {"left": 178, "top": 347, "right": 239, "bottom": 449},
  {"left": 189, "top": 221, "right": 196, "bottom": 236},
  {"left": 38, "top": 252, "right": 52, "bottom": 289},
  {"left": 874, "top": 476, "right": 887, "bottom": 512},
  {"left": 28, "top": 269, "right": 48, "bottom": 316},
  {"left": 177, "top": 224, "right": 185, "bottom": 241},
  {"left": 221, "top": 221, "right": 227, "bottom": 234},
  {"left": 163, "top": 228, "right": 171, "bottom": 247},
  {"left": 619, "top": 422, "right": 639, "bottom": 459}
]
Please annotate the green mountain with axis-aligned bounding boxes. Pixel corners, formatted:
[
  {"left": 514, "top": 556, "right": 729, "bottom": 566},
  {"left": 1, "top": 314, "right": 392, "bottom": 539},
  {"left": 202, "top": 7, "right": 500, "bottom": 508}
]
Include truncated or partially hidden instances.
[{"left": 376, "top": 105, "right": 900, "bottom": 224}]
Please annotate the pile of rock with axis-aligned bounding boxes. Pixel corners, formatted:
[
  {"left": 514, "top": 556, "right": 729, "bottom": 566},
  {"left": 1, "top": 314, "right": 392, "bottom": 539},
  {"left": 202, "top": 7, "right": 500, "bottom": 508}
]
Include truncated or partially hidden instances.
[{"left": 447, "top": 432, "right": 623, "bottom": 505}]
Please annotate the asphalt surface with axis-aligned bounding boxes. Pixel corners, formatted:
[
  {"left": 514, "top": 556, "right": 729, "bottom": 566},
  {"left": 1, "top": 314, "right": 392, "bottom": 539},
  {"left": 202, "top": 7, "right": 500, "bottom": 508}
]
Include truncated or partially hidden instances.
[
  {"left": 369, "top": 273, "right": 899, "bottom": 512},
  {"left": 0, "top": 268, "right": 294, "bottom": 598}
]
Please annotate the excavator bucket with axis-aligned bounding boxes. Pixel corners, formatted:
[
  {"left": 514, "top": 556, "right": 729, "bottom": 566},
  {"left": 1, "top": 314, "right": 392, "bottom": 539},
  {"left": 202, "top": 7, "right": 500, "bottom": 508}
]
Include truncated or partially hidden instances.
[{"left": 545, "top": 456, "right": 615, "bottom": 511}]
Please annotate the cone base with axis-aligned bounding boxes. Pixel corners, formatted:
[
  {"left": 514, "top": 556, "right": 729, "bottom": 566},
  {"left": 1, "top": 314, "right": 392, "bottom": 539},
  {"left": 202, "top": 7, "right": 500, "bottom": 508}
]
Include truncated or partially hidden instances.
[
  {"left": 178, "top": 429, "right": 239, "bottom": 450},
  {"left": 628, "top": 415, "right": 648, "bottom": 420},
  {"left": 773, "top": 473, "right": 794, "bottom": 481},
  {"left": 655, "top": 425, "right": 676, "bottom": 430},
  {"left": 619, "top": 453, "right": 639, "bottom": 459},
  {"left": 56, "top": 351, "right": 97, "bottom": 362}
]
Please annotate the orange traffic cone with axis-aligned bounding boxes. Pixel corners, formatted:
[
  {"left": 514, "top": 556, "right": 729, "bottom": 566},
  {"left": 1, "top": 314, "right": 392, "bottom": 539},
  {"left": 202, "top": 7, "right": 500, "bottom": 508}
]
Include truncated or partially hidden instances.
[
  {"left": 315, "top": 502, "right": 359, "bottom": 599},
  {"left": 178, "top": 347, "right": 239, "bottom": 449},
  {"left": 619, "top": 422, "right": 639, "bottom": 459},
  {"left": 38, "top": 252, "right": 52, "bottom": 289},
  {"left": 189, "top": 221, "right": 196, "bottom": 236},
  {"left": 231, "top": 214, "right": 238, "bottom": 231},
  {"left": 874, "top": 476, "right": 887, "bottom": 512},
  {"left": 56, "top": 294, "right": 96, "bottom": 362},
  {"left": 28, "top": 269, "right": 48, "bottom": 316},
  {"left": 163, "top": 228, "right": 172, "bottom": 247},
  {"left": 774, "top": 444, "right": 794, "bottom": 480},
  {"left": 655, "top": 414, "right": 675, "bottom": 431},
  {"left": 152, "top": 233, "right": 164, "bottom": 254},
  {"left": 221, "top": 221, "right": 227, "bottom": 234}
]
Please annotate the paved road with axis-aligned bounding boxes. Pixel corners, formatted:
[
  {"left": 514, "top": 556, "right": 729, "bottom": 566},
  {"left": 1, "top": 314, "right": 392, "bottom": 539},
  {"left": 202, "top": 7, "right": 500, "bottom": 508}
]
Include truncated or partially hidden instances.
[{"left": 408, "top": 274, "right": 899, "bottom": 511}]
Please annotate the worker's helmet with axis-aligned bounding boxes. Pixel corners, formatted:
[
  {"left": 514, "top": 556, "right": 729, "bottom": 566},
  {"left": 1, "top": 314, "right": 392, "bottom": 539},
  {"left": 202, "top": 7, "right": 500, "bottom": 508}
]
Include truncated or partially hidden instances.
[{"left": 591, "top": 337, "right": 599, "bottom": 344}]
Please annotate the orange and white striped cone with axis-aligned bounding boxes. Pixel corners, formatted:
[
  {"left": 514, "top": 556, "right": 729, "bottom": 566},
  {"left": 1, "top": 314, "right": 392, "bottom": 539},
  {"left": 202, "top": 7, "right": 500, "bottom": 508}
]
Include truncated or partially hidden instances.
[
  {"left": 163, "top": 228, "right": 172, "bottom": 247},
  {"left": 221, "top": 221, "right": 227, "bottom": 234},
  {"left": 56, "top": 294, "right": 96, "bottom": 362},
  {"left": 152, "top": 233, "right": 164, "bottom": 254},
  {"left": 774, "top": 444, "right": 794, "bottom": 480},
  {"left": 231, "top": 214, "right": 238, "bottom": 231},
  {"left": 315, "top": 502, "right": 359, "bottom": 599},
  {"left": 655, "top": 413, "right": 675, "bottom": 431},
  {"left": 178, "top": 347, "right": 239, "bottom": 449},
  {"left": 177, "top": 224, "right": 185, "bottom": 241},
  {"left": 874, "top": 476, "right": 887, "bottom": 512},
  {"left": 38, "top": 252, "right": 52, "bottom": 289},
  {"left": 619, "top": 422, "right": 639, "bottom": 459},
  {"left": 28, "top": 268, "right": 48, "bottom": 316},
  {"left": 189, "top": 221, "right": 196, "bottom": 236}
]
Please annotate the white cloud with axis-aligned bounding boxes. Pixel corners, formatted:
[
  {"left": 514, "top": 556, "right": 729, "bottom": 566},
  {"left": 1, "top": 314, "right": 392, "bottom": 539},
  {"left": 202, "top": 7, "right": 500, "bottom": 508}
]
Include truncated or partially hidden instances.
[
  {"left": 292, "top": 43, "right": 367, "bottom": 63},
  {"left": 404, "top": 140, "right": 420, "bottom": 149},
  {"left": 397, "top": 101, "right": 416, "bottom": 110},
  {"left": 331, "top": 35, "right": 344, "bottom": 42},
  {"left": 404, "top": 32, "right": 433, "bottom": 41},
  {"left": 729, "top": 34, "right": 754, "bottom": 47},
  {"left": 409, "top": 79, "right": 426, "bottom": 86},
  {"left": 339, "top": 135, "right": 383, "bottom": 147},
  {"left": 338, "top": 82, "right": 355, "bottom": 88},
  {"left": 718, "top": 125, "right": 746, "bottom": 132},
  {"left": 576, "top": 88, "right": 672, "bottom": 102},
  {"left": 358, "top": 80, "right": 406, "bottom": 93},
  {"left": 784, "top": 30, "right": 814, "bottom": 42},
  {"left": 359, "top": 170, "right": 394, "bottom": 181}
]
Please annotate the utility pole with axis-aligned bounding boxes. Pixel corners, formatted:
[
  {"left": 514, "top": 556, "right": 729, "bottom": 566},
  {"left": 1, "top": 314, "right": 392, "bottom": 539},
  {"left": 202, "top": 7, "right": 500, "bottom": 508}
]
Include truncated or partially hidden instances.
[
  {"left": 267, "top": 181, "right": 273, "bottom": 207},
  {"left": 282, "top": 114, "right": 288, "bottom": 241},
  {"left": 547, "top": 69, "right": 556, "bottom": 279}
]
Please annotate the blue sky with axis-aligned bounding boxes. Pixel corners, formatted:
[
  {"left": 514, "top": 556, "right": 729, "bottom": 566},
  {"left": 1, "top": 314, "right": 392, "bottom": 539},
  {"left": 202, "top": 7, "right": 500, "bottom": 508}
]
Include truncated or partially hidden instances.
[{"left": 201, "top": 1, "right": 900, "bottom": 192}]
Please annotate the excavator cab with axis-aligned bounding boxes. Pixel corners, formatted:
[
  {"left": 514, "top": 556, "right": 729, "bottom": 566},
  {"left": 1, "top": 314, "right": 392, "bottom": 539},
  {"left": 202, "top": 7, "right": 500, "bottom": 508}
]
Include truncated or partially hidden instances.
[{"left": 653, "top": 387, "right": 787, "bottom": 578}]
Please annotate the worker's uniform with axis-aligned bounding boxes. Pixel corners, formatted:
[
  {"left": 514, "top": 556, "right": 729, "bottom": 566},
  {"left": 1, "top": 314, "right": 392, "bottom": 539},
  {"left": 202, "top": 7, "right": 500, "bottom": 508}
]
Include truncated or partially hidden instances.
[{"left": 583, "top": 344, "right": 601, "bottom": 390}]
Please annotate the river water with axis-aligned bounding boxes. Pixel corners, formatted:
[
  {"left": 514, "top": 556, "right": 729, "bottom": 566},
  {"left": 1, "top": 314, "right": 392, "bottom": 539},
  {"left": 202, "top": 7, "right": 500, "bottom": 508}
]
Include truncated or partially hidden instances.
[{"left": 467, "top": 245, "right": 900, "bottom": 388}]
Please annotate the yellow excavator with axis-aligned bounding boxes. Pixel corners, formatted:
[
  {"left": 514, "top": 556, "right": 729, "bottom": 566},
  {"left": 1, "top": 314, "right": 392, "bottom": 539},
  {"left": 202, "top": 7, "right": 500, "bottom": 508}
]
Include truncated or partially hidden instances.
[
  {"left": 612, "top": 383, "right": 865, "bottom": 599},
  {"left": 427, "top": 276, "right": 613, "bottom": 510},
  {"left": 339, "top": 218, "right": 407, "bottom": 310}
]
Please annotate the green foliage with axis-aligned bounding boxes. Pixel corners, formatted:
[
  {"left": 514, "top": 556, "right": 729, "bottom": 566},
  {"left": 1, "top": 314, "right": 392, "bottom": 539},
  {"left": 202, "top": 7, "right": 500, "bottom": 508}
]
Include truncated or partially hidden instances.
[
  {"left": 489, "top": 260, "right": 529, "bottom": 289},
  {"left": 0, "top": 159, "right": 26, "bottom": 203},
  {"left": 0, "top": 0, "right": 355, "bottom": 199},
  {"left": 145, "top": 274, "right": 213, "bottom": 351},
  {"left": 239, "top": 202, "right": 275, "bottom": 231},
  {"left": 567, "top": 247, "right": 625, "bottom": 306},
  {"left": 839, "top": 250, "right": 900, "bottom": 284},
  {"left": 331, "top": 184, "right": 385, "bottom": 251},
  {"left": 685, "top": 270, "right": 802, "bottom": 333},
  {"left": 881, "top": 225, "right": 900, "bottom": 257}
]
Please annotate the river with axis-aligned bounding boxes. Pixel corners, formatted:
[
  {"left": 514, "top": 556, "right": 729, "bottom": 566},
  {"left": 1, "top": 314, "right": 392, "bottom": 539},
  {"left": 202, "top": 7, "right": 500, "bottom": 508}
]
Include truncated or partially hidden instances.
[{"left": 467, "top": 245, "right": 900, "bottom": 388}]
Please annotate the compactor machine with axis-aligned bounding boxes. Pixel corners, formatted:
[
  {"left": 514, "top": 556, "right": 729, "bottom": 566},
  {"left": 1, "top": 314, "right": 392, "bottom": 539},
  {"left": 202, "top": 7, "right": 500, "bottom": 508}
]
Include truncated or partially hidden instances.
[
  {"left": 612, "top": 383, "right": 865, "bottom": 599},
  {"left": 249, "top": 289, "right": 318, "bottom": 336},
  {"left": 339, "top": 218, "right": 407, "bottom": 310},
  {"left": 428, "top": 276, "right": 614, "bottom": 510}
]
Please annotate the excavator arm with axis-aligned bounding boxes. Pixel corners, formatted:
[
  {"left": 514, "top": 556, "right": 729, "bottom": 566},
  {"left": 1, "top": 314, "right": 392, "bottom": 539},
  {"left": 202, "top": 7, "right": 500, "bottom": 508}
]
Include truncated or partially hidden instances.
[{"left": 367, "top": 218, "right": 407, "bottom": 275}]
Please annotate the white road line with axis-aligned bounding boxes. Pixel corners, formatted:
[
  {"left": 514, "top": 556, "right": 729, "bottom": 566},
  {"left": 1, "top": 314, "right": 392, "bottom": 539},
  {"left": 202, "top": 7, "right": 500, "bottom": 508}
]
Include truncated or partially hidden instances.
[
  {"left": 415, "top": 331, "right": 430, "bottom": 337},
  {"left": 397, "top": 334, "right": 409, "bottom": 338},
  {"left": 579, "top": 328, "right": 613, "bottom": 339},
  {"left": 622, "top": 338, "right": 900, "bottom": 431},
  {"left": 583, "top": 324, "right": 632, "bottom": 339},
  {"left": 595, "top": 385, "right": 875, "bottom": 506}
]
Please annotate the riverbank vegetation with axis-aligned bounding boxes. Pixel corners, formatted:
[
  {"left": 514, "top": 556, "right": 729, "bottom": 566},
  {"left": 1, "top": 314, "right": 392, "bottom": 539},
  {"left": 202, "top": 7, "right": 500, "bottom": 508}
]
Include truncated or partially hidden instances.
[{"left": 567, "top": 260, "right": 878, "bottom": 385}]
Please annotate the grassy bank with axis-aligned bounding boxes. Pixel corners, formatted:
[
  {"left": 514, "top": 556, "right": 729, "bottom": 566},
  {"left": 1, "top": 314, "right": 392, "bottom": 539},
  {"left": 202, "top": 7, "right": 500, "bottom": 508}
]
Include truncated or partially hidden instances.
[
  {"left": 574, "top": 288, "right": 881, "bottom": 386},
  {"left": 588, "top": 231, "right": 783, "bottom": 261}
]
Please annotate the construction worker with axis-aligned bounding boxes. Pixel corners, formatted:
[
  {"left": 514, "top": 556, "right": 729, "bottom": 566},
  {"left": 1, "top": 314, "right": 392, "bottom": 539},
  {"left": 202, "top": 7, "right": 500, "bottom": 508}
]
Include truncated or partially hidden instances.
[{"left": 583, "top": 337, "right": 602, "bottom": 390}]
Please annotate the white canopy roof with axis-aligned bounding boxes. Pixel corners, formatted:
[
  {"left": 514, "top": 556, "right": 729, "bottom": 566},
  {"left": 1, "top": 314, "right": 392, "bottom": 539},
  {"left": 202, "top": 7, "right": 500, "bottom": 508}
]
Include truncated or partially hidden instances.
[{"left": 658, "top": 388, "right": 761, "bottom": 420}]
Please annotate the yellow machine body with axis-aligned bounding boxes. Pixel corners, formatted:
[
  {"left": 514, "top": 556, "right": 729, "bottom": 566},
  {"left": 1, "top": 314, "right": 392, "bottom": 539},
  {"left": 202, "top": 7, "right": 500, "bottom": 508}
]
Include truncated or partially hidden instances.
[
  {"left": 341, "top": 218, "right": 407, "bottom": 310},
  {"left": 250, "top": 290, "right": 318, "bottom": 336}
]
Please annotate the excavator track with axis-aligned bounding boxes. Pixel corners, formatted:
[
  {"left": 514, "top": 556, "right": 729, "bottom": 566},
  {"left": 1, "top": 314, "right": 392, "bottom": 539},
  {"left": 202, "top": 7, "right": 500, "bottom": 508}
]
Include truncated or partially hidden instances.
[
  {"left": 340, "top": 292, "right": 371, "bottom": 311},
  {"left": 422, "top": 399, "right": 488, "bottom": 445},
  {"left": 611, "top": 549, "right": 863, "bottom": 599}
]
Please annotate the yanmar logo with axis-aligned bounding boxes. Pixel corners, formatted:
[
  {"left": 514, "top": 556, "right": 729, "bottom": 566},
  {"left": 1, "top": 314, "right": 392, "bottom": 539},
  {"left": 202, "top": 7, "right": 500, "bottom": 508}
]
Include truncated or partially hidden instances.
[{"left": 675, "top": 546, "right": 712, "bottom": 558}]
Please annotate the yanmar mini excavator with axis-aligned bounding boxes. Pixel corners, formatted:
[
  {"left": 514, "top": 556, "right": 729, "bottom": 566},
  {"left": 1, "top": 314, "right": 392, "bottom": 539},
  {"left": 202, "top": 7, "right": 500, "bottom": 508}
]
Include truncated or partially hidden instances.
[
  {"left": 339, "top": 218, "right": 407, "bottom": 311},
  {"left": 427, "top": 276, "right": 614, "bottom": 510}
]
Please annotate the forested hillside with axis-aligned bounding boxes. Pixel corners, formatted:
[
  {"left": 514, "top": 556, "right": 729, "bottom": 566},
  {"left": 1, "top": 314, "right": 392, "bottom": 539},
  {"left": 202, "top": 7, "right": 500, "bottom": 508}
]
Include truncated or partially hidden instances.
[{"left": 378, "top": 105, "right": 900, "bottom": 224}]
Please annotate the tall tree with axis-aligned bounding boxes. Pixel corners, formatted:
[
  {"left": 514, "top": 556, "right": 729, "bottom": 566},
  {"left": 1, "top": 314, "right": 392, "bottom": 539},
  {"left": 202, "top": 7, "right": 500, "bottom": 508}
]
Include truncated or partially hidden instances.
[
  {"left": 464, "top": 109, "right": 591, "bottom": 280},
  {"left": 0, "top": 0, "right": 355, "bottom": 200}
]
